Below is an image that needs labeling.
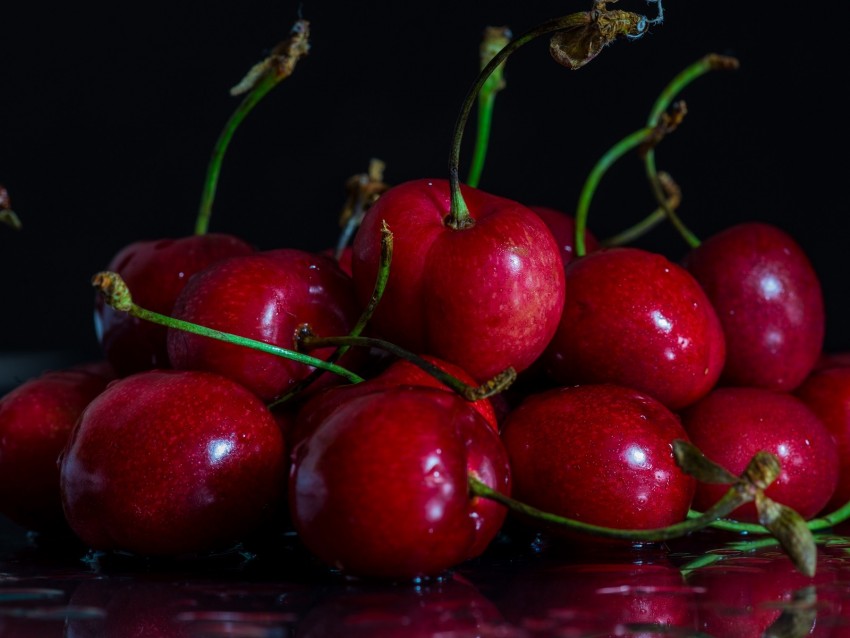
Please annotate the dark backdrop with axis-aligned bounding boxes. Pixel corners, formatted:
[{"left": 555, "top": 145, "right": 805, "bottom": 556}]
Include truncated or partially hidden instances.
[{"left": 1, "top": 1, "right": 847, "bottom": 369}]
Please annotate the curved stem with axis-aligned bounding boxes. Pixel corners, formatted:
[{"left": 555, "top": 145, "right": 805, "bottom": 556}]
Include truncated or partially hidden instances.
[
  {"left": 469, "top": 474, "right": 750, "bottom": 542},
  {"left": 91, "top": 271, "right": 363, "bottom": 384},
  {"left": 466, "top": 26, "right": 511, "bottom": 189},
  {"left": 600, "top": 171, "right": 681, "bottom": 247},
  {"left": 299, "top": 334, "right": 516, "bottom": 401},
  {"left": 447, "top": 13, "right": 592, "bottom": 229},
  {"left": 575, "top": 126, "right": 653, "bottom": 256},
  {"left": 689, "top": 498, "right": 850, "bottom": 535},
  {"left": 642, "top": 53, "right": 740, "bottom": 249},
  {"left": 195, "top": 20, "right": 310, "bottom": 236}
]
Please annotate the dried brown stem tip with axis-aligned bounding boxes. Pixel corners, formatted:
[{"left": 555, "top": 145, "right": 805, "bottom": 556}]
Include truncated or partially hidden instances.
[
  {"left": 230, "top": 19, "right": 311, "bottom": 95},
  {"left": 706, "top": 53, "right": 741, "bottom": 71},
  {"left": 92, "top": 271, "right": 133, "bottom": 313}
]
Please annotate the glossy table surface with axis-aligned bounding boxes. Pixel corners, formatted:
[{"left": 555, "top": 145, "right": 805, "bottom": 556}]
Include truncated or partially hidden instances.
[{"left": 3, "top": 514, "right": 850, "bottom": 637}]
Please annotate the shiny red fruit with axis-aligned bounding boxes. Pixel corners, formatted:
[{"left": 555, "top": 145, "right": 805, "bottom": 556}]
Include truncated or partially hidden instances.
[
  {"left": 680, "top": 386, "right": 838, "bottom": 521},
  {"left": 94, "top": 233, "right": 255, "bottom": 376},
  {"left": 500, "top": 383, "right": 696, "bottom": 532},
  {"left": 683, "top": 222, "right": 824, "bottom": 391},
  {"left": 59, "top": 369, "right": 286, "bottom": 556},
  {"left": 541, "top": 247, "right": 726, "bottom": 410},
  {"left": 289, "top": 386, "right": 511, "bottom": 581},
  {"left": 795, "top": 366, "right": 850, "bottom": 513},
  {"left": 351, "top": 178, "right": 565, "bottom": 381},
  {"left": 0, "top": 363, "right": 114, "bottom": 532},
  {"left": 167, "top": 249, "right": 360, "bottom": 402},
  {"left": 529, "top": 204, "right": 600, "bottom": 267}
]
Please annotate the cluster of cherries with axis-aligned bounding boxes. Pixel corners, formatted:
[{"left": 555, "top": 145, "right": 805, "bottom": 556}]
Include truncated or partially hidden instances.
[{"left": 2, "top": 5, "right": 848, "bottom": 583}]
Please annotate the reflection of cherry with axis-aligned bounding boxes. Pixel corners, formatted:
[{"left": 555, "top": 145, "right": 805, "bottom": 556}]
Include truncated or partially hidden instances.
[
  {"left": 686, "top": 551, "right": 839, "bottom": 638},
  {"left": 486, "top": 559, "right": 697, "bottom": 636},
  {"left": 295, "top": 575, "right": 504, "bottom": 637}
]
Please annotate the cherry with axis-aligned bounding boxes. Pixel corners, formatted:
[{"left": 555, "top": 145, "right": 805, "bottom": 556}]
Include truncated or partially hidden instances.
[
  {"left": 167, "top": 248, "right": 361, "bottom": 403},
  {"left": 794, "top": 366, "right": 850, "bottom": 513},
  {"left": 59, "top": 369, "right": 286, "bottom": 557},
  {"left": 351, "top": 178, "right": 565, "bottom": 382},
  {"left": 499, "top": 383, "right": 696, "bottom": 533},
  {"left": 529, "top": 204, "right": 600, "bottom": 267},
  {"left": 0, "top": 362, "right": 114, "bottom": 533},
  {"left": 680, "top": 386, "right": 839, "bottom": 522},
  {"left": 95, "top": 233, "right": 255, "bottom": 376},
  {"left": 295, "top": 576, "right": 504, "bottom": 637},
  {"left": 288, "top": 385, "right": 511, "bottom": 581},
  {"left": 682, "top": 221, "right": 825, "bottom": 391},
  {"left": 540, "top": 247, "right": 726, "bottom": 410}
]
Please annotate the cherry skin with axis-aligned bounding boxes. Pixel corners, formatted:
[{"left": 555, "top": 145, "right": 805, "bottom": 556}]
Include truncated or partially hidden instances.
[
  {"left": 794, "top": 366, "right": 850, "bottom": 513},
  {"left": 0, "top": 362, "right": 114, "bottom": 533},
  {"left": 540, "top": 247, "right": 726, "bottom": 410},
  {"left": 288, "top": 385, "right": 511, "bottom": 581},
  {"left": 528, "top": 204, "right": 600, "bottom": 267},
  {"left": 499, "top": 383, "right": 696, "bottom": 532},
  {"left": 351, "top": 178, "right": 565, "bottom": 381},
  {"left": 59, "top": 369, "right": 286, "bottom": 557},
  {"left": 167, "top": 248, "right": 361, "bottom": 403},
  {"left": 682, "top": 221, "right": 825, "bottom": 391},
  {"left": 95, "top": 233, "right": 255, "bottom": 376},
  {"left": 680, "top": 386, "right": 839, "bottom": 521}
]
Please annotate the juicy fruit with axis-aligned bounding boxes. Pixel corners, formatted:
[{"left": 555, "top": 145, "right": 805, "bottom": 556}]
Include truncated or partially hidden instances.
[
  {"left": 680, "top": 386, "right": 839, "bottom": 521},
  {"left": 541, "top": 247, "right": 726, "bottom": 410},
  {"left": 683, "top": 222, "right": 825, "bottom": 391},
  {"left": 351, "top": 178, "right": 565, "bottom": 381},
  {"left": 59, "top": 369, "right": 286, "bottom": 556},
  {"left": 500, "top": 383, "right": 696, "bottom": 532},
  {"left": 289, "top": 386, "right": 511, "bottom": 580}
]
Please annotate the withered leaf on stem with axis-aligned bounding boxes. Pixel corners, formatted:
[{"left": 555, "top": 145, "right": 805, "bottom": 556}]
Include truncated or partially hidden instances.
[{"left": 550, "top": 0, "right": 662, "bottom": 70}]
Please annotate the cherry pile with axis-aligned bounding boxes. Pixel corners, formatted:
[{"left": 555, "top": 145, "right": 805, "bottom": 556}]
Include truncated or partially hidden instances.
[{"left": 1, "top": 4, "right": 847, "bottom": 583}]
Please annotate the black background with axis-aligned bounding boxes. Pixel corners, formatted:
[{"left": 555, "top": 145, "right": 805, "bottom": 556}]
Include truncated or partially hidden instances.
[{"left": 1, "top": 1, "right": 847, "bottom": 369}]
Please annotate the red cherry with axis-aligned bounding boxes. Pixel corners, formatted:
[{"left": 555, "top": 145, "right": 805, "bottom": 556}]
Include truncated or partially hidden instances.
[
  {"left": 289, "top": 386, "right": 511, "bottom": 581},
  {"left": 500, "top": 383, "right": 696, "bottom": 532},
  {"left": 351, "top": 178, "right": 565, "bottom": 381},
  {"left": 95, "top": 233, "right": 255, "bottom": 376},
  {"left": 683, "top": 222, "right": 825, "bottom": 391},
  {"left": 680, "top": 387, "right": 839, "bottom": 521},
  {"left": 0, "top": 363, "right": 114, "bottom": 533},
  {"left": 541, "top": 247, "right": 726, "bottom": 410},
  {"left": 795, "top": 366, "right": 850, "bottom": 512},
  {"left": 59, "top": 369, "right": 286, "bottom": 556},
  {"left": 529, "top": 204, "right": 600, "bottom": 267},
  {"left": 167, "top": 249, "right": 361, "bottom": 402}
]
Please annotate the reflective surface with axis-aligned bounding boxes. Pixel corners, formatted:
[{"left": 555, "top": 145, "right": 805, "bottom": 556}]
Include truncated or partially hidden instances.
[{"left": 4, "top": 516, "right": 850, "bottom": 637}]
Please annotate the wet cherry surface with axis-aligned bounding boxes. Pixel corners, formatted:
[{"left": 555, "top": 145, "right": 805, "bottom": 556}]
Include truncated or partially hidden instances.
[{"left": 5, "top": 516, "right": 850, "bottom": 637}]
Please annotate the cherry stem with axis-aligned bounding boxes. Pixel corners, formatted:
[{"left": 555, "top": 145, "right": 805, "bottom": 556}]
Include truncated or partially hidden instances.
[
  {"left": 91, "top": 270, "right": 363, "bottom": 384},
  {"left": 447, "top": 12, "right": 593, "bottom": 230},
  {"left": 334, "top": 159, "right": 388, "bottom": 260},
  {"left": 298, "top": 332, "right": 516, "bottom": 402},
  {"left": 465, "top": 26, "right": 512, "bottom": 189},
  {"left": 688, "top": 498, "right": 850, "bottom": 535},
  {"left": 599, "top": 172, "right": 681, "bottom": 247},
  {"left": 195, "top": 20, "right": 310, "bottom": 236},
  {"left": 268, "top": 222, "right": 394, "bottom": 408},
  {"left": 642, "top": 53, "right": 740, "bottom": 249}
]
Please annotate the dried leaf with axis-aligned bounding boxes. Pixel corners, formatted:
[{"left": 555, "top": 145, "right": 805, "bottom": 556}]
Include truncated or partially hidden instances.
[{"left": 672, "top": 439, "right": 738, "bottom": 484}]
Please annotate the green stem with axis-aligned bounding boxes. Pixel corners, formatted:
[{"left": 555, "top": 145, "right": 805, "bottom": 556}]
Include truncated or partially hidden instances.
[
  {"left": 469, "top": 474, "right": 750, "bottom": 542},
  {"left": 574, "top": 126, "right": 654, "bottom": 256},
  {"left": 196, "top": 74, "right": 279, "bottom": 235},
  {"left": 447, "top": 12, "right": 592, "bottom": 229},
  {"left": 600, "top": 208, "right": 665, "bottom": 247},
  {"left": 299, "top": 334, "right": 515, "bottom": 402},
  {"left": 268, "top": 224, "right": 394, "bottom": 408},
  {"left": 642, "top": 53, "right": 739, "bottom": 249},
  {"left": 466, "top": 26, "right": 511, "bottom": 189},
  {"left": 689, "top": 498, "right": 850, "bottom": 535},
  {"left": 195, "top": 20, "right": 310, "bottom": 236},
  {"left": 92, "top": 271, "right": 363, "bottom": 384}
]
